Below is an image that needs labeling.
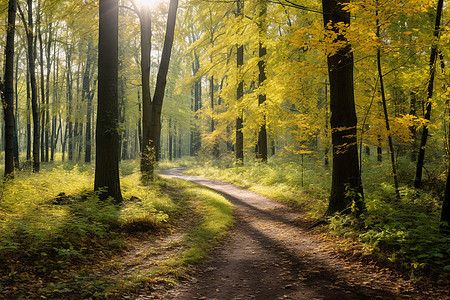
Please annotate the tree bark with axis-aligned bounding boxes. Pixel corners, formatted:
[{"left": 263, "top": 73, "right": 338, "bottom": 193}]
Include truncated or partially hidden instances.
[
  {"left": 13, "top": 46, "right": 19, "bottom": 169},
  {"left": 1, "top": 0, "right": 17, "bottom": 178},
  {"left": 137, "top": 5, "right": 153, "bottom": 177},
  {"left": 322, "top": 0, "right": 363, "bottom": 215},
  {"left": 256, "top": 0, "right": 268, "bottom": 162},
  {"left": 149, "top": 0, "right": 178, "bottom": 172},
  {"left": 37, "top": 3, "right": 46, "bottom": 163},
  {"left": 94, "top": 0, "right": 123, "bottom": 203},
  {"left": 44, "top": 21, "right": 52, "bottom": 163},
  {"left": 66, "top": 48, "right": 73, "bottom": 161},
  {"left": 414, "top": 0, "right": 444, "bottom": 188},
  {"left": 376, "top": 3, "right": 400, "bottom": 199},
  {"left": 210, "top": 75, "right": 219, "bottom": 158},
  {"left": 83, "top": 41, "right": 95, "bottom": 163},
  {"left": 235, "top": 0, "right": 244, "bottom": 164},
  {"left": 442, "top": 163, "right": 450, "bottom": 234},
  {"left": 19, "top": 0, "right": 40, "bottom": 172}
]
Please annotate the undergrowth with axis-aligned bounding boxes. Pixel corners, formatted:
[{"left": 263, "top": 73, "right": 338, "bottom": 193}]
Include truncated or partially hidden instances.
[
  {"left": 0, "top": 160, "right": 234, "bottom": 299},
  {"left": 107, "top": 177, "right": 234, "bottom": 298},
  {"left": 185, "top": 155, "right": 450, "bottom": 283}
]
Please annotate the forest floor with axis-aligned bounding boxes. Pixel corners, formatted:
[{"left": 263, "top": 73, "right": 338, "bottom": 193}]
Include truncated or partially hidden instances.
[{"left": 148, "top": 167, "right": 449, "bottom": 300}]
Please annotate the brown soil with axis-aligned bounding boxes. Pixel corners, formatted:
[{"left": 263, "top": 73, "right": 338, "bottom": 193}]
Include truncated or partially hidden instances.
[{"left": 157, "top": 168, "right": 448, "bottom": 300}]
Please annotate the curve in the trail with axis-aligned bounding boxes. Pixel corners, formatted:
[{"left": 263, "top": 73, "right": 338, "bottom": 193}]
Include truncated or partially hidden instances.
[{"left": 160, "top": 168, "right": 426, "bottom": 300}]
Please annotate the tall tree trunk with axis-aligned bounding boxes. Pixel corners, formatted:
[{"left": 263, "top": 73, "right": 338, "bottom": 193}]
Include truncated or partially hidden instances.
[
  {"left": 62, "top": 122, "right": 67, "bottom": 162},
  {"left": 210, "top": 75, "right": 219, "bottom": 158},
  {"left": 256, "top": 0, "right": 268, "bottom": 162},
  {"left": 409, "top": 92, "right": 417, "bottom": 161},
  {"left": 324, "top": 79, "right": 330, "bottom": 167},
  {"left": 442, "top": 156, "right": 450, "bottom": 234},
  {"left": 13, "top": 46, "right": 20, "bottom": 168},
  {"left": 51, "top": 45, "right": 59, "bottom": 161},
  {"left": 1, "top": 0, "right": 17, "bottom": 177},
  {"left": 95, "top": 0, "right": 123, "bottom": 203},
  {"left": 44, "top": 21, "right": 52, "bottom": 163},
  {"left": 83, "top": 42, "right": 95, "bottom": 163},
  {"left": 136, "top": 4, "right": 153, "bottom": 177},
  {"left": 376, "top": 3, "right": 400, "bottom": 199},
  {"left": 85, "top": 78, "right": 96, "bottom": 163},
  {"left": 149, "top": 0, "right": 178, "bottom": 173},
  {"left": 26, "top": 58, "right": 31, "bottom": 161},
  {"left": 168, "top": 118, "right": 173, "bottom": 161},
  {"left": 66, "top": 49, "right": 73, "bottom": 161},
  {"left": 137, "top": 89, "right": 142, "bottom": 154},
  {"left": 19, "top": 0, "right": 40, "bottom": 172},
  {"left": 235, "top": 0, "right": 244, "bottom": 164},
  {"left": 190, "top": 52, "right": 202, "bottom": 155},
  {"left": 37, "top": 4, "right": 46, "bottom": 163},
  {"left": 322, "top": 0, "right": 363, "bottom": 215},
  {"left": 414, "top": 0, "right": 444, "bottom": 188}
]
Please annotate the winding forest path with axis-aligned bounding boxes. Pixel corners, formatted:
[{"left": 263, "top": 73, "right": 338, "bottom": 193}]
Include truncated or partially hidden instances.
[{"left": 159, "top": 168, "right": 443, "bottom": 300}]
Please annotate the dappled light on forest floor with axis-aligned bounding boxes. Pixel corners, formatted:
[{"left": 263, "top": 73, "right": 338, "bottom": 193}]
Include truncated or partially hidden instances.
[{"left": 162, "top": 168, "right": 447, "bottom": 300}]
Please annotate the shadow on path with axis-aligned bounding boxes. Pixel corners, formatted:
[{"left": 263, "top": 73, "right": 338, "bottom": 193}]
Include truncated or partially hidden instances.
[{"left": 159, "top": 168, "right": 428, "bottom": 300}]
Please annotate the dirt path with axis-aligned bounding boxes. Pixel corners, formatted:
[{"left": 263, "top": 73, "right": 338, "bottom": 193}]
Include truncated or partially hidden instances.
[{"left": 159, "top": 168, "right": 446, "bottom": 300}]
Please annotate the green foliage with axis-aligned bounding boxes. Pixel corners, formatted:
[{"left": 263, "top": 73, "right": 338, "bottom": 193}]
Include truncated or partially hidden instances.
[
  {"left": 186, "top": 156, "right": 330, "bottom": 219},
  {"left": 0, "top": 161, "right": 235, "bottom": 298},
  {"left": 178, "top": 184, "right": 234, "bottom": 264}
]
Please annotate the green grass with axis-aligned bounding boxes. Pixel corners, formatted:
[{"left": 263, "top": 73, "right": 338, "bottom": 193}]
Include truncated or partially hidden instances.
[
  {"left": 185, "top": 154, "right": 450, "bottom": 282},
  {"left": 176, "top": 182, "right": 234, "bottom": 264},
  {"left": 108, "top": 177, "right": 234, "bottom": 297},
  {"left": 0, "top": 160, "right": 234, "bottom": 299},
  {"left": 185, "top": 156, "right": 330, "bottom": 219}
]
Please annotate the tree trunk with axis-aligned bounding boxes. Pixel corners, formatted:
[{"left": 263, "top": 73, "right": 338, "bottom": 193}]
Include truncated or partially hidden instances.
[
  {"left": 66, "top": 48, "right": 73, "bottom": 161},
  {"left": 26, "top": 60, "right": 31, "bottom": 161},
  {"left": 256, "top": 0, "right": 267, "bottom": 162},
  {"left": 168, "top": 118, "right": 173, "bottom": 161},
  {"left": 44, "top": 21, "right": 52, "bottom": 163},
  {"left": 137, "top": 89, "right": 142, "bottom": 154},
  {"left": 149, "top": 0, "right": 178, "bottom": 173},
  {"left": 94, "top": 0, "right": 123, "bottom": 203},
  {"left": 322, "top": 0, "right": 363, "bottom": 215},
  {"left": 51, "top": 45, "right": 59, "bottom": 161},
  {"left": 190, "top": 52, "right": 202, "bottom": 156},
  {"left": 414, "top": 0, "right": 444, "bottom": 188},
  {"left": 235, "top": 0, "right": 244, "bottom": 164},
  {"left": 85, "top": 78, "right": 96, "bottom": 163},
  {"left": 210, "top": 76, "right": 219, "bottom": 158},
  {"left": 324, "top": 80, "right": 330, "bottom": 167},
  {"left": 13, "top": 47, "right": 19, "bottom": 168},
  {"left": 20, "top": 0, "right": 40, "bottom": 172},
  {"left": 1, "top": 0, "right": 17, "bottom": 178},
  {"left": 37, "top": 5, "right": 46, "bottom": 163},
  {"left": 138, "top": 5, "right": 153, "bottom": 177},
  {"left": 82, "top": 42, "right": 95, "bottom": 163},
  {"left": 376, "top": 3, "right": 400, "bottom": 199},
  {"left": 442, "top": 163, "right": 450, "bottom": 234}
]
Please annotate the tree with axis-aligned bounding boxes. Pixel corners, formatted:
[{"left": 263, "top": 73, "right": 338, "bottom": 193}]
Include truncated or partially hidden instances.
[
  {"left": 134, "top": 0, "right": 179, "bottom": 180},
  {"left": 18, "top": 0, "right": 40, "bottom": 173},
  {"left": 1, "top": 0, "right": 17, "bottom": 178},
  {"left": 322, "top": 0, "right": 363, "bottom": 215},
  {"left": 375, "top": 1, "right": 400, "bottom": 200},
  {"left": 235, "top": 0, "right": 244, "bottom": 164},
  {"left": 94, "top": 0, "right": 123, "bottom": 203},
  {"left": 414, "top": 0, "right": 444, "bottom": 188},
  {"left": 442, "top": 164, "right": 450, "bottom": 234},
  {"left": 149, "top": 0, "right": 179, "bottom": 170},
  {"left": 256, "top": 0, "right": 268, "bottom": 162}
]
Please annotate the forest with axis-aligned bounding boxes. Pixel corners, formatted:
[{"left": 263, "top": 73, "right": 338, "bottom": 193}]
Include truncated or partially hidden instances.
[{"left": 0, "top": 0, "right": 449, "bottom": 298}]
